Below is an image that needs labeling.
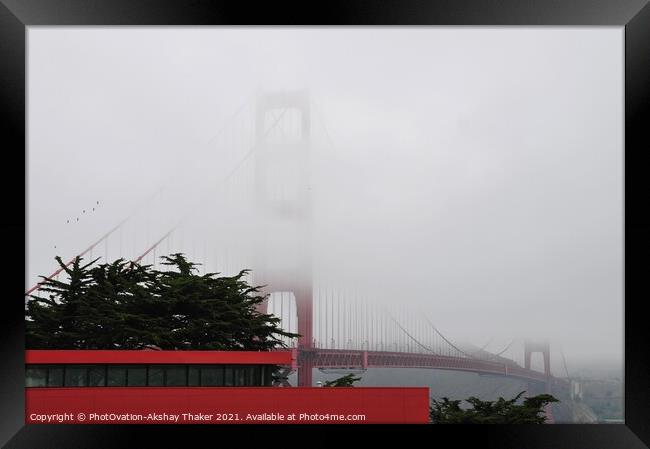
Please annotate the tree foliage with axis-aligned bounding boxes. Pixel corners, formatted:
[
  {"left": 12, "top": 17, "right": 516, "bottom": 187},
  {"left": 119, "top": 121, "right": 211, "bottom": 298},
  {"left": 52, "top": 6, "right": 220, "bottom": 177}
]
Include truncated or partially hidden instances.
[
  {"left": 25, "top": 253, "right": 298, "bottom": 350},
  {"left": 429, "top": 391, "right": 559, "bottom": 424},
  {"left": 323, "top": 373, "right": 362, "bottom": 387}
]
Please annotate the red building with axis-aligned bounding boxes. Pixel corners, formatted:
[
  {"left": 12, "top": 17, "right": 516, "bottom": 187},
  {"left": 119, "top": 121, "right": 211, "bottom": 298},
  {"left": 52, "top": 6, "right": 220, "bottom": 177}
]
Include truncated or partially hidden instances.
[
  {"left": 25, "top": 350, "right": 430, "bottom": 424},
  {"left": 26, "top": 349, "right": 294, "bottom": 388}
]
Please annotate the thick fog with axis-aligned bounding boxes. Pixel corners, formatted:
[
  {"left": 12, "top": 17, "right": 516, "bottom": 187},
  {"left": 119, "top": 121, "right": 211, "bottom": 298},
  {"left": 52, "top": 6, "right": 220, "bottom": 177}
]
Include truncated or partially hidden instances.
[{"left": 27, "top": 27, "right": 623, "bottom": 370}]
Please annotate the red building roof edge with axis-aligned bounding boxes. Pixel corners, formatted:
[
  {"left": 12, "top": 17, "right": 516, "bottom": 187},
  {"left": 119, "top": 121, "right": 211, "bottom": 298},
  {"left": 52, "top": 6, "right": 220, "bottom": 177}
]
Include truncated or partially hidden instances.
[{"left": 25, "top": 349, "right": 294, "bottom": 365}]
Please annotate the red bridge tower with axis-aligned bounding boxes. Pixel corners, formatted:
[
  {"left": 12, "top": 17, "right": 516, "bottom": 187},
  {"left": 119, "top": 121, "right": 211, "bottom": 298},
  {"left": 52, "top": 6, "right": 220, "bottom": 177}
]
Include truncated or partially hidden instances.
[{"left": 253, "top": 90, "right": 314, "bottom": 386}]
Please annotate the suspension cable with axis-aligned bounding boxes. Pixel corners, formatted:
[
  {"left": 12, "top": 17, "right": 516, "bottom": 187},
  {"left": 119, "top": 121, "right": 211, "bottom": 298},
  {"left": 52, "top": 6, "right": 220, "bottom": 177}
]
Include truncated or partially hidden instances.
[
  {"left": 420, "top": 314, "right": 476, "bottom": 359},
  {"left": 131, "top": 106, "right": 289, "bottom": 263},
  {"left": 385, "top": 312, "right": 437, "bottom": 355}
]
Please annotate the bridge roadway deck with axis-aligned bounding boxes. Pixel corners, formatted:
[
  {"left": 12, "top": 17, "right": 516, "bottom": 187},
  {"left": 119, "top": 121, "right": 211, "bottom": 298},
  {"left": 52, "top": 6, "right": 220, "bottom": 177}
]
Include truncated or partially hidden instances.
[{"left": 290, "top": 347, "right": 569, "bottom": 389}]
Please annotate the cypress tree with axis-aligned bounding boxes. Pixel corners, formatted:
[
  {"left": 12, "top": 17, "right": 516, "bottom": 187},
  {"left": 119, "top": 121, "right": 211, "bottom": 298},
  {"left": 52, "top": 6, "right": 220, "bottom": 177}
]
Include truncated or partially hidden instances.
[{"left": 25, "top": 253, "right": 298, "bottom": 350}]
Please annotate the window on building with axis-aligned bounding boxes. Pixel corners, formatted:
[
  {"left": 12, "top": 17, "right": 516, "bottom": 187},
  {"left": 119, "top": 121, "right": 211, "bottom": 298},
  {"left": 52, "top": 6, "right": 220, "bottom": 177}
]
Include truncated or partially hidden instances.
[
  {"left": 88, "top": 366, "right": 106, "bottom": 386},
  {"left": 249, "top": 365, "right": 262, "bottom": 386},
  {"left": 127, "top": 366, "right": 147, "bottom": 386},
  {"left": 47, "top": 367, "right": 64, "bottom": 387},
  {"left": 25, "top": 363, "right": 277, "bottom": 387},
  {"left": 107, "top": 366, "right": 127, "bottom": 387},
  {"left": 188, "top": 366, "right": 200, "bottom": 386},
  {"left": 64, "top": 366, "right": 88, "bottom": 387},
  {"left": 235, "top": 367, "right": 247, "bottom": 386},
  {"left": 224, "top": 366, "right": 235, "bottom": 387},
  {"left": 200, "top": 366, "right": 224, "bottom": 386},
  {"left": 165, "top": 365, "right": 187, "bottom": 386},
  {"left": 148, "top": 366, "right": 164, "bottom": 386},
  {"left": 26, "top": 367, "right": 47, "bottom": 387}
]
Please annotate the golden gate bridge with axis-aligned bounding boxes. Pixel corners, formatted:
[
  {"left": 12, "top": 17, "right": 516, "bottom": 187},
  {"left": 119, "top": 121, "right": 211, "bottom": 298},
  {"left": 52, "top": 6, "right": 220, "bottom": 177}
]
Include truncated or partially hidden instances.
[{"left": 26, "top": 90, "right": 570, "bottom": 421}]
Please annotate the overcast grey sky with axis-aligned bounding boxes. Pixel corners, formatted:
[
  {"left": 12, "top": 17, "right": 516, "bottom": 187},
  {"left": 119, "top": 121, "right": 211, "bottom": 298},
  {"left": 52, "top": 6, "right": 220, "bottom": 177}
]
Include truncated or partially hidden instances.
[{"left": 27, "top": 27, "right": 623, "bottom": 369}]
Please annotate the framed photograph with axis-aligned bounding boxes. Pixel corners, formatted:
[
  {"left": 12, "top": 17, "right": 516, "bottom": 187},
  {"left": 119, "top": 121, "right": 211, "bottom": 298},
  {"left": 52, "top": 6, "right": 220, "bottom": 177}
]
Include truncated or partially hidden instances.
[{"left": 2, "top": 0, "right": 649, "bottom": 447}]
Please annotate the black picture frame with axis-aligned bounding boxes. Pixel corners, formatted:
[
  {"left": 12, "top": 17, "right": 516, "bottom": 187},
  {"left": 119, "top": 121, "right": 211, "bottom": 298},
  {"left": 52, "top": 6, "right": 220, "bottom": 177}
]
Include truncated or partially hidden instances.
[{"left": 2, "top": 1, "right": 648, "bottom": 447}]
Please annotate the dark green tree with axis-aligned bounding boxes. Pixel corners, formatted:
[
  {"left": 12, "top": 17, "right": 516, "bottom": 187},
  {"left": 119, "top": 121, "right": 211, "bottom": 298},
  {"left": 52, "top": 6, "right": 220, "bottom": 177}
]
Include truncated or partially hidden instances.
[
  {"left": 26, "top": 256, "right": 97, "bottom": 349},
  {"left": 84, "top": 258, "right": 164, "bottom": 349},
  {"left": 25, "top": 253, "right": 298, "bottom": 350},
  {"left": 148, "top": 253, "right": 295, "bottom": 350},
  {"left": 429, "top": 391, "right": 559, "bottom": 424},
  {"left": 323, "top": 373, "right": 362, "bottom": 387}
]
